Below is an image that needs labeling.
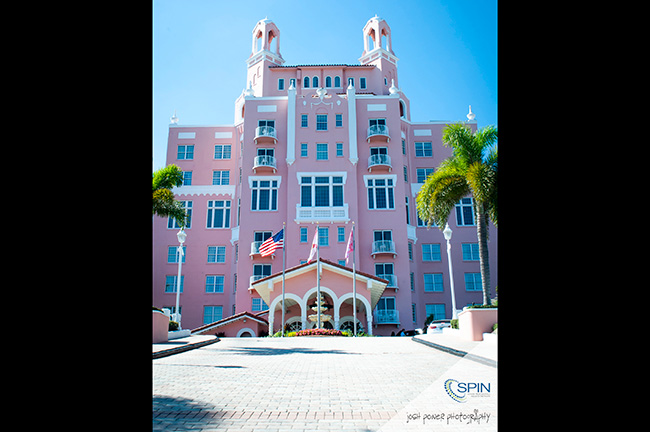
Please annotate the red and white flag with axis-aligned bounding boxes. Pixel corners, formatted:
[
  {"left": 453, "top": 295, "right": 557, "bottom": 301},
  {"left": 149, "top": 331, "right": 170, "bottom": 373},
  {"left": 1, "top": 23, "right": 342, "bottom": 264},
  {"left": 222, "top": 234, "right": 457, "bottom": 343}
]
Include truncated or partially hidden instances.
[
  {"left": 345, "top": 228, "right": 354, "bottom": 265},
  {"left": 307, "top": 227, "right": 318, "bottom": 263}
]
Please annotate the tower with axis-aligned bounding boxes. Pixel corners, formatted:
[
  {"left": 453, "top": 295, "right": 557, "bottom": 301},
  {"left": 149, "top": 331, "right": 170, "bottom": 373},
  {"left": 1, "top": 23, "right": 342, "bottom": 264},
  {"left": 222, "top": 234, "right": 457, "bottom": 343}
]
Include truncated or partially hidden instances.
[
  {"left": 359, "top": 15, "right": 399, "bottom": 88},
  {"left": 246, "top": 18, "right": 285, "bottom": 97}
]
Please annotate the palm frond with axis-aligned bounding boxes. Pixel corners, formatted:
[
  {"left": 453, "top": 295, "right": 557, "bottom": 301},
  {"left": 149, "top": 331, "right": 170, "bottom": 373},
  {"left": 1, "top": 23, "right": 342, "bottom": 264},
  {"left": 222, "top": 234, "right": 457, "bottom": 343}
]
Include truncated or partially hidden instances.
[{"left": 416, "top": 164, "right": 470, "bottom": 229}]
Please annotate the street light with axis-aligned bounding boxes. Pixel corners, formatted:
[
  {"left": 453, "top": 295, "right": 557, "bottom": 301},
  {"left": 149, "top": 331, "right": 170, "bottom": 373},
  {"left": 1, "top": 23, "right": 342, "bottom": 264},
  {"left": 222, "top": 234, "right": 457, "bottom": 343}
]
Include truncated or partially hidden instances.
[
  {"left": 443, "top": 223, "right": 459, "bottom": 320},
  {"left": 174, "top": 228, "right": 187, "bottom": 328}
]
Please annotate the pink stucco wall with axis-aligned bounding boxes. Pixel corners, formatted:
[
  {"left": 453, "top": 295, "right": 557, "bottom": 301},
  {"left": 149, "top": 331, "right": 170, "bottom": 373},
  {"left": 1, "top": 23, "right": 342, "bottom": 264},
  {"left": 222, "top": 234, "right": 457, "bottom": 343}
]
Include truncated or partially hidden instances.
[
  {"left": 153, "top": 311, "right": 169, "bottom": 343},
  {"left": 458, "top": 308, "right": 498, "bottom": 341}
]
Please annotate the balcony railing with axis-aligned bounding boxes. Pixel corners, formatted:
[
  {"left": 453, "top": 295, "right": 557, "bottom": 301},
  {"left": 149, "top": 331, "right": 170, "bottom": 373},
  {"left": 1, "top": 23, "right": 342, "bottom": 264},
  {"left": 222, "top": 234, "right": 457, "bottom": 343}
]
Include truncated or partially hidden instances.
[
  {"left": 250, "top": 275, "right": 268, "bottom": 285},
  {"left": 295, "top": 203, "right": 349, "bottom": 223},
  {"left": 376, "top": 274, "right": 397, "bottom": 289},
  {"left": 253, "top": 155, "right": 277, "bottom": 171},
  {"left": 367, "top": 124, "right": 390, "bottom": 142},
  {"left": 368, "top": 154, "right": 392, "bottom": 171},
  {"left": 375, "top": 309, "right": 399, "bottom": 324},
  {"left": 372, "top": 240, "right": 397, "bottom": 258},
  {"left": 254, "top": 126, "right": 277, "bottom": 143}
]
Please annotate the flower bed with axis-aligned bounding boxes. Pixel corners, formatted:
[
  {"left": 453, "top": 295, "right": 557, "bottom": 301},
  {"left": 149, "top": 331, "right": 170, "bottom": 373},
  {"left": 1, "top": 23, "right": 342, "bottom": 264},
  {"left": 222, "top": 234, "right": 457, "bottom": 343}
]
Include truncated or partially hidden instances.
[{"left": 296, "top": 328, "right": 343, "bottom": 337}]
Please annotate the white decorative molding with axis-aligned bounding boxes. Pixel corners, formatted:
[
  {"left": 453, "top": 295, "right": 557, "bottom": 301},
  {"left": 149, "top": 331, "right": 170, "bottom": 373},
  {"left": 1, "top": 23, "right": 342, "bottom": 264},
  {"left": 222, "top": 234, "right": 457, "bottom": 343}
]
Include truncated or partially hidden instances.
[
  {"left": 367, "top": 103, "right": 387, "bottom": 111},
  {"left": 413, "top": 129, "right": 432, "bottom": 136},
  {"left": 214, "top": 132, "right": 233, "bottom": 139},
  {"left": 178, "top": 132, "right": 196, "bottom": 139},
  {"left": 257, "top": 105, "right": 277, "bottom": 112},
  {"left": 172, "top": 185, "right": 236, "bottom": 198}
]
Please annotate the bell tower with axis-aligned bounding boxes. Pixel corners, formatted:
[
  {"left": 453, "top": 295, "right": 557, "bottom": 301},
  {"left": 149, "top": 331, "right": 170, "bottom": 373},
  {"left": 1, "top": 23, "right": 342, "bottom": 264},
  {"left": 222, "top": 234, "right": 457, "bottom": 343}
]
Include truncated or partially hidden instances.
[
  {"left": 359, "top": 15, "right": 399, "bottom": 88},
  {"left": 246, "top": 18, "right": 285, "bottom": 97}
]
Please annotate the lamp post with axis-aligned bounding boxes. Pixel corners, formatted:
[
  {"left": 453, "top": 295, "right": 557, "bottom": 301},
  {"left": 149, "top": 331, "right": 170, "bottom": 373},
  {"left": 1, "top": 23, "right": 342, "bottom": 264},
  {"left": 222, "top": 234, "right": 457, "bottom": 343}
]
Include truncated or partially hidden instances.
[
  {"left": 443, "top": 223, "right": 458, "bottom": 320},
  {"left": 175, "top": 228, "right": 187, "bottom": 328}
]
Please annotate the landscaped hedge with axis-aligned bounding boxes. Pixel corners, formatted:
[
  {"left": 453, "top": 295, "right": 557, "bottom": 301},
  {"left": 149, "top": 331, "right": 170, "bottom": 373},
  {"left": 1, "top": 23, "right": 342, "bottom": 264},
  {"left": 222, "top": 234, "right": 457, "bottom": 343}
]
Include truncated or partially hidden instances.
[{"left": 296, "top": 328, "right": 343, "bottom": 336}]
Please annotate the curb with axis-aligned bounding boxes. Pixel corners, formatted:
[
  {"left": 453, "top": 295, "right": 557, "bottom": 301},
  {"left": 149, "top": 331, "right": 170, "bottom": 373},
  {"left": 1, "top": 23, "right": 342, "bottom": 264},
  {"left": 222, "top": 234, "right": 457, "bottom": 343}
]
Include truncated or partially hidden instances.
[
  {"left": 153, "top": 336, "right": 220, "bottom": 359},
  {"left": 411, "top": 336, "right": 497, "bottom": 368}
]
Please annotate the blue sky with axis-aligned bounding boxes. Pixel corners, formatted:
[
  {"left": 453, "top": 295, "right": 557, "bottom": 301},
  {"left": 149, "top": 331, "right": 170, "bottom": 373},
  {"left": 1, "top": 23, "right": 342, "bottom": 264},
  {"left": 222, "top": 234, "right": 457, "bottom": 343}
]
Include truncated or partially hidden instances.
[{"left": 153, "top": 0, "right": 497, "bottom": 171}]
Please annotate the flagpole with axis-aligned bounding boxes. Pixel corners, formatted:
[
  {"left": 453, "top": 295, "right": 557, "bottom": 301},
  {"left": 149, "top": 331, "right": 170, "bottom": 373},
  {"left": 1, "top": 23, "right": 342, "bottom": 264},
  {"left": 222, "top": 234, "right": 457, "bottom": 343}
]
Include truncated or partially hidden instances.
[
  {"left": 281, "top": 222, "right": 286, "bottom": 337},
  {"left": 352, "top": 221, "right": 357, "bottom": 336},
  {"left": 316, "top": 222, "right": 321, "bottom": 329}
]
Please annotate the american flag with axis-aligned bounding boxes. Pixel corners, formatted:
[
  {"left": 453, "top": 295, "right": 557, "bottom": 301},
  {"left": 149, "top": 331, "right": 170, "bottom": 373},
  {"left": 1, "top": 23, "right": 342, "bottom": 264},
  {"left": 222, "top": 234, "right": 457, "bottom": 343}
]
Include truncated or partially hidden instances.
[{"left": 259, "top": 229, "right": 284, "bottom": 257}]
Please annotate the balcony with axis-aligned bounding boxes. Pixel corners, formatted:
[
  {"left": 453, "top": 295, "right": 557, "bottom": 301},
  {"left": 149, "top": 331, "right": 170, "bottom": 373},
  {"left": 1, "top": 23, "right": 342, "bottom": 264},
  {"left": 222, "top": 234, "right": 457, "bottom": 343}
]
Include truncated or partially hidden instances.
[
  {"left": 376, "top": 274, "right": 398, "bottom": 289},
  {"left": 371, "top": 240, "right": 397, "bottom": 258},
  {"left": 295, "top": 203, "right": 349, "bottom": 224},
  {"left": 253, "top": 155, "right": 277, "bottom": 173},
  {"left": 254, "top": 126, "right": 277, "bottom": 144},
  {"left": 367, "top": 124, "right": 390, "bottom": 143},
  {"left": 250, "top": 240, "right": 276, "bottom": 259},
  {"left": 368, "top": 154, "right": 392, "bottom": 172},
  {"left": 375, "top": 309, "right": 399, "bottom": 324}
]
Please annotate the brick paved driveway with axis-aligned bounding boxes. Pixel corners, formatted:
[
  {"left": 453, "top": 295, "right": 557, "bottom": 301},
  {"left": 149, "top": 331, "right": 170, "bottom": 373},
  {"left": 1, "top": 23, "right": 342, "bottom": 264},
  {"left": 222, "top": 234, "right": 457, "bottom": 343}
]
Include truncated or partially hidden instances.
[{"left": 153, "top": 336, "right": 496, "bottom": 431}]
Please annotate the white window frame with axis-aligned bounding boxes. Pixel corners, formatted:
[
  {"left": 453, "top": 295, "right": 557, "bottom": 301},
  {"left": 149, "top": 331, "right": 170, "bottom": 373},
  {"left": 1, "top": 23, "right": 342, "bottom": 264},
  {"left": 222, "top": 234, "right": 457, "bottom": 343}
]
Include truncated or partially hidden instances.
[
  {"left": 364, "top": 174, "right": 397, "bottom": 210},
  {"left": 421, "top": 243, "right": 441, "bottom": 262},
  {"left": 205, "top": 275, "right": 225, "bottom": 293},
  {"left": 207, "top": 246, "right": 226, "bottom": 263},
  {"left": 249, "top": 176, "right": 282, "bottom": 212},
  {"left": 414, "top": 142, "right": 433, "bottom": 157},
  {"left": 424, "top": 273, "right": 444, "bottom": 292},
  {"left": 456, "top": 197, "right": 476, "bottom": 226},
  {"left": 206, "top": 200, "right": 231, "bottom": 229},
  {"left": 212, "top": 170, "right": 230, "bottom": 186}
]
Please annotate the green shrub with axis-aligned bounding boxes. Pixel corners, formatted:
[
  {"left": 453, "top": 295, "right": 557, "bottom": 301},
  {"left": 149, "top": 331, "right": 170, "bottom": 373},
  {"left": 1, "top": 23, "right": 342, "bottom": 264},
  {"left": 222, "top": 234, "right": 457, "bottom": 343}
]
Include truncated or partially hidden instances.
[
  {"left": 169, "top": 321, "right": 179, "bottom": 331},
  {"left": 451, "top": 319, "right": 458, "bottom": 329},
  {"left": 492, "top": 323, "right": 498, "bottom": 331}
]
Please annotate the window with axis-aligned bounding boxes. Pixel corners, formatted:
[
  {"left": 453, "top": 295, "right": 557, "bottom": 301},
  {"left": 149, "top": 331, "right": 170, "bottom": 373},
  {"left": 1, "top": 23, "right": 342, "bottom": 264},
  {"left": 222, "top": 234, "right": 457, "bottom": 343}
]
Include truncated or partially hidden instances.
[
  {"left": 182, "top": 171, "right": 192, "bottom": 186},
  {"left": 339, "top": 260, "right": 346, "bottom": 266},
  {"left": 177, "top": 145, "right": 194, "bottom": 160},
  {"left": 336, "top": 143, "right": 343, "bottom": 157},
  {"left": 212, "top": 170, "right": 230, "bottom": 185},
  {"left": 338, "top": 227, "right": 345, "bottom": 242},
  {"left": 410, "top": 272, "right": 415, "bottom": 291},
  {"left": 251, "top": 179, "right": 278, "bottom": 211},
  {"left": 334, "top": 76, "right": 341, "bottom": 87},
  {"left": 316, "top": 114, "right": 328, "bottom": 131},
  {"left": 402, "top": 139, "right": 406, "bottom": 155},
  {"left": 214, "top": 144, "right": 231, "bottom": 159},
  {"left": 206, "top": 200, "right": 231, "bottom": 228},
  {"left": 325, "top": 76, "right": 332, "bottom": 87},
  {"left": 465, "top": 273, "right": 482, "bottom": 291},
  {"left": 252, "top": 298, "right": 269, "bottom": 311},
  {"left": 462, "top": 243, "right": 480, "bottom": 261},
  {"left": 375, "top": 263, "right": 394, "bottom": 283},
  {"left": 416, "top": 168, "right": 434, "bottom": 183},
  {"left": 303, "top": 76, "right": 310, "bottom": 88},
  {"left": 207, "top": 246, "right": 226, "bottom": 263},
  {"left": 299, "top": 176, "right": 344, "bottom": 208},
  {"left": 167, "top": 200, "right": 192, "bottom": 229},
  {"left": 366, "top": 177, "right": 395, "bottom": 209},
  {"left": 424, "top": 273, "right": 444, "bottom": 292},
  {"left": 301, "top": 143, "right": 308, "bottom": 157},
  {"left": 254, "top": 231, "right": 272, "bottom": 246},
  {"left": 408, "top": 242, "right": 413, "bottom": 260},
  {"left": 203, "top": 306, "right": 223, "bottom": 324},
  {"left": 403, "top": 166, "right": 408, "bottom": 182},
  {"left": 456, "top": 198, "right": 475, "bottom": 226},
  {"left": 422, "top": 244, "right": 441, "bottom": 261},
  {"left": 278, "top": 78, "right": 284, "bottom": 90},
  {"left": 312, "top": 76, "right": 319, "bottom": 87},
  {"left": 335, "top": 114, "right": 343, "bottom": 127},
  {"left": 252, "top": 264, "right": 271, "bottom": 282},
  {"left": 318, "top": 226, "right": 329, "bottom": 246},
  {"left": 258, "top": 119, "right": 275, "bottom": 129},
  {"left": 412, "top": 304, "right": 417, "bottom": 323},
  {"left": 300, "top": 227, "right": 308, "bottom": 243},
  {"left": 167, "top": 246, "right": 186, "bottom": 263},
  {"left": 360, "top": 77, "right": 367, "bottom": 89},
  {"left": 301, "top": 114, "right": 308, "bottom": 128},
  {"left": 316, "top": 143, "right": 328, "bottom": 160},
  {"left": 205, "top": 275, "right": 225, "bottom": 293},
  {"left": 377, "top": 297, "right": 396, "bottom": 311},
  {"left": 165, "top": 275, "right": 184, "bottom": 293},
  {"left": 425, "top": 304, "right": 446, "bottom": 321},
  {"left": 415, "top": 142, "right": 433, "bottom": 157}
]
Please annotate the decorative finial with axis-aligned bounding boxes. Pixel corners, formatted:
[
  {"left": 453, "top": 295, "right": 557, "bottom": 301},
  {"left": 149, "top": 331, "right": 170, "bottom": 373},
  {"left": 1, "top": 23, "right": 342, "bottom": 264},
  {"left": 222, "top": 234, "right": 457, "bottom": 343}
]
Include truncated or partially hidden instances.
[
  {"left": 467, "top": 105, "right": 476, "bottom": 122},
  {"left": 244, "top": 80, "right": 255, "bottom": 97},
  {"left": 170, "top": 109, "right": 178, "bottom": 124},
  {"left": 389, "top": 79, "right": 399, "bottom": 95}
]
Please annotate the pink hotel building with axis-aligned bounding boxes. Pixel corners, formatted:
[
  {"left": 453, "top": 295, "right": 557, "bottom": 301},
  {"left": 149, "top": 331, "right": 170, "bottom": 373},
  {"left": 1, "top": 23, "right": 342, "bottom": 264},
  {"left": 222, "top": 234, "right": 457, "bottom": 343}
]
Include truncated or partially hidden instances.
[{"left": 152, "top": 16, "right": 498, "bottom": 336}]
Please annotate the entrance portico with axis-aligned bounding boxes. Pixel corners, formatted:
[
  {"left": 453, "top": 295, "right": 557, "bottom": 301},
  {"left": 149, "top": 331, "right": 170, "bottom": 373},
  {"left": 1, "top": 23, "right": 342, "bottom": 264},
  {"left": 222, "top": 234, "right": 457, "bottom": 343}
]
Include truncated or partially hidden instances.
[{"left": 250, "top": 258, "right": 388, "bottom": 335}]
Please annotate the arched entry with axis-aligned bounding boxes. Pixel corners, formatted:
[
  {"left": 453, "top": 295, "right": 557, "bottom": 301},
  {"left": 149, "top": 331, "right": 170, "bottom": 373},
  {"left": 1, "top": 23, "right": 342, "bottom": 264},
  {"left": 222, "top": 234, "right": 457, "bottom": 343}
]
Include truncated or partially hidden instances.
[
  {"left": 237, "top": 327, "right": 256, "bottom": 337},
  {"left": 268, "top": 292, "right": 304, "bottom": 335},
  {"left": 338, "top": 292, "right": 373, "bottom": 335},
  {"left": 303, "top": 286, "right": 338, "bottom": 329}
]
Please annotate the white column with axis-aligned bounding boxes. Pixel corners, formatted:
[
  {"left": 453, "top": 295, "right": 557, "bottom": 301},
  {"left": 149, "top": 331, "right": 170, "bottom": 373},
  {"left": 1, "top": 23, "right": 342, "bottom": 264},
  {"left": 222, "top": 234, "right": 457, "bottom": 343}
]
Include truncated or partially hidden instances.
[
  {"left": 286, "top": 81, "right": 296, "bottom": 165},
  {"left": 347, "top": 82, "right": 358, "bottom": 165}
]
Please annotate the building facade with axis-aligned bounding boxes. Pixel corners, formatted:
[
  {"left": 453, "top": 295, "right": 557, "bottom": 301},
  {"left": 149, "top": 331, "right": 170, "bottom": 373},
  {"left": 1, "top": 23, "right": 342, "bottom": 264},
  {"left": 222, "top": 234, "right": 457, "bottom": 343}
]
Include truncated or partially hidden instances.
[{"left": 152, "top": 16, "right": 498, "bottom": 336}]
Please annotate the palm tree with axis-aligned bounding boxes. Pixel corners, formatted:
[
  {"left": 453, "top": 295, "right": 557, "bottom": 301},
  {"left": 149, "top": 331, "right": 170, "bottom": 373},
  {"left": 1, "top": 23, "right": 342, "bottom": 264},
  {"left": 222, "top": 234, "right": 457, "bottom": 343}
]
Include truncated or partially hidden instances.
[
  {"left": 416, "top": 123, "right": 497, "bottom": 305},
  {"left": 152, "top": 164, "right": 187, "bottom": 227}
]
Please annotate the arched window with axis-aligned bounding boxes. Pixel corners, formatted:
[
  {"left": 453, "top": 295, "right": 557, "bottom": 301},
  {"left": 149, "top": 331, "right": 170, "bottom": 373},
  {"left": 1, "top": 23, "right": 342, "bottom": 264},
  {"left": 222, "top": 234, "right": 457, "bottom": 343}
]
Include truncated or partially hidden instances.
[
  {"left": 303, "top": 76, "right": 310, "bottom": 88},
  {"left": 255, "top": 31, "right": 263, "bottom": 52},
  {"left": 312, "top": 76, "right": 319, "bottom": 88},
  {"left": 325, "top": 76, "right": 332, "bottom": 87},
  {"left": 334, "top": 76, "right": 341, "bottom": 87}
]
